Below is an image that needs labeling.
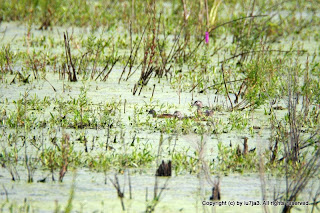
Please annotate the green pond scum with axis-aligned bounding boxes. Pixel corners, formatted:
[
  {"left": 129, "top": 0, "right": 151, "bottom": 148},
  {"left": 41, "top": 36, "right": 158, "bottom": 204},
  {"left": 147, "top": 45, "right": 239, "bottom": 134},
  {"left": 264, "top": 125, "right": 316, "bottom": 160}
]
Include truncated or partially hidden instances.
[{"left": 0, "top": 0, "right": 320, "bottom": 212}]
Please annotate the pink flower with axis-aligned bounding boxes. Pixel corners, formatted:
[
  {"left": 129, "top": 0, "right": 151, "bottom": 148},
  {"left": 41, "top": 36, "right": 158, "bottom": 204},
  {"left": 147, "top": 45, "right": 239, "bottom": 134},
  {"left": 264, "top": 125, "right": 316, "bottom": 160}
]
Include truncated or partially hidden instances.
[{"left": 205, "top": 32, "right": 209, "bottom": 43}]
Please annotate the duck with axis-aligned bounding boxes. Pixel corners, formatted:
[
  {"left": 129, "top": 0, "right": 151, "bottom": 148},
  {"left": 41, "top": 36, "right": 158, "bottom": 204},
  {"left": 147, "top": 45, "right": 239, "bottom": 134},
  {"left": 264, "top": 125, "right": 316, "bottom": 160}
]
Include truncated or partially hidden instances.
[
  {"left": 148, "top": 109, "right": 183, "bottom": 119},
  {"left": 192, "top": 100, "right": 214, "bottom": 117}
]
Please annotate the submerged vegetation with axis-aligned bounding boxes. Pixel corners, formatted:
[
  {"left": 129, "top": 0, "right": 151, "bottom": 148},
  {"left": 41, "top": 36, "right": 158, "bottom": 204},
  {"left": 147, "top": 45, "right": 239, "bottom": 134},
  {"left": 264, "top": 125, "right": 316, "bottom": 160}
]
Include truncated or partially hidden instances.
[{"left": 0, "top": 0, "right": 320, "bottom": 212}]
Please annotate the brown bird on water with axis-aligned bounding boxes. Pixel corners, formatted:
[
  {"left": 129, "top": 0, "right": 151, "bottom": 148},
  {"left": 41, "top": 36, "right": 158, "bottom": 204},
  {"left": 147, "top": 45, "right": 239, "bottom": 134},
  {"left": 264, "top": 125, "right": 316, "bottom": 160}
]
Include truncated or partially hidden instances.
[
  {"left": 148, "top": 109, "right": 183, "bottom": 119},
  {"left": 192, "top": 100, "right": 214, "bottom": 117}
]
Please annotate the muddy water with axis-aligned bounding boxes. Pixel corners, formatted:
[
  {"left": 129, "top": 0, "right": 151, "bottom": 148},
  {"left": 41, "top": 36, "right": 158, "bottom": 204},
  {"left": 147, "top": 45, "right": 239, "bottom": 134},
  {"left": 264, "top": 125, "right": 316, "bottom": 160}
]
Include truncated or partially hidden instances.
[{"left": 0, "top": 22, "right": 318, "bottom": 212}]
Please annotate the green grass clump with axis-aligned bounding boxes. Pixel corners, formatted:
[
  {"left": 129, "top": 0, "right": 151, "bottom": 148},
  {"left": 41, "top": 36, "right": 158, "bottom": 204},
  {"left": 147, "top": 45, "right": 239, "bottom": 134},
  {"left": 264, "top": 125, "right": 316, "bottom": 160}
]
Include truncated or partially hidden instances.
[{"left": 215, "top": 142, "right": 258, "bottom": 173}]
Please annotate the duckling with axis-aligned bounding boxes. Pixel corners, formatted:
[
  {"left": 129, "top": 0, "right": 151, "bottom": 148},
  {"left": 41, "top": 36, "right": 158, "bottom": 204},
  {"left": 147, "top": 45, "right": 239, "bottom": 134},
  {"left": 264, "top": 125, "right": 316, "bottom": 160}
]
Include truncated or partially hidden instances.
[{"left": 148, "top": 109, "right": 176, "bottom": 118}]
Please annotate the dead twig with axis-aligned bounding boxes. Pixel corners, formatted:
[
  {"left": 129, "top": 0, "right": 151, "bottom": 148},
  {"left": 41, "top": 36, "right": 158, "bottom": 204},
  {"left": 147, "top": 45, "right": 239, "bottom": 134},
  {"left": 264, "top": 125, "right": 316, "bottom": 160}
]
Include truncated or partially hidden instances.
[
  {"left": 109, "top": 174, "right": 125, "bottom": 211},
  {"left": 221, "top": 64, "right": 233, "bottom": 110},
  {"left": 63, "top": 32, "right": 77, "bottom": 82}
]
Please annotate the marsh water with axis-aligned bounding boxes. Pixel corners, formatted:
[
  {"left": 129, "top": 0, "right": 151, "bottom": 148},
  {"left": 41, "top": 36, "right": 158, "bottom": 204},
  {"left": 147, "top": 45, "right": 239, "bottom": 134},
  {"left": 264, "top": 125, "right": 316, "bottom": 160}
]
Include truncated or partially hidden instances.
[{"left": 0, "top": 21, "right": 319, "bottom": 213}]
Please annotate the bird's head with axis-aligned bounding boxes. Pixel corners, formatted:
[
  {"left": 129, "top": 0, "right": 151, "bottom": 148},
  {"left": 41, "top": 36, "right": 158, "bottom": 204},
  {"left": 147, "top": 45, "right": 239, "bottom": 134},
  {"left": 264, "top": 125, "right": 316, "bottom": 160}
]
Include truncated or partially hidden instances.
[
  {"left": 192, "top": 100, "right": 203, "bottom": 108},
  {"left": 173, "top": 111, "right": 183, "bottom": 119}
]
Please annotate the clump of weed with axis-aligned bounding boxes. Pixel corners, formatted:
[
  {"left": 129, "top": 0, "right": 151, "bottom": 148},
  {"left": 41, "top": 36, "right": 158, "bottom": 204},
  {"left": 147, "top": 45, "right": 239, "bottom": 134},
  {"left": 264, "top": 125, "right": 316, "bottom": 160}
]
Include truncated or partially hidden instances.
[{"left": 215, "top": 142, "right": 258, "bottom": 173}]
